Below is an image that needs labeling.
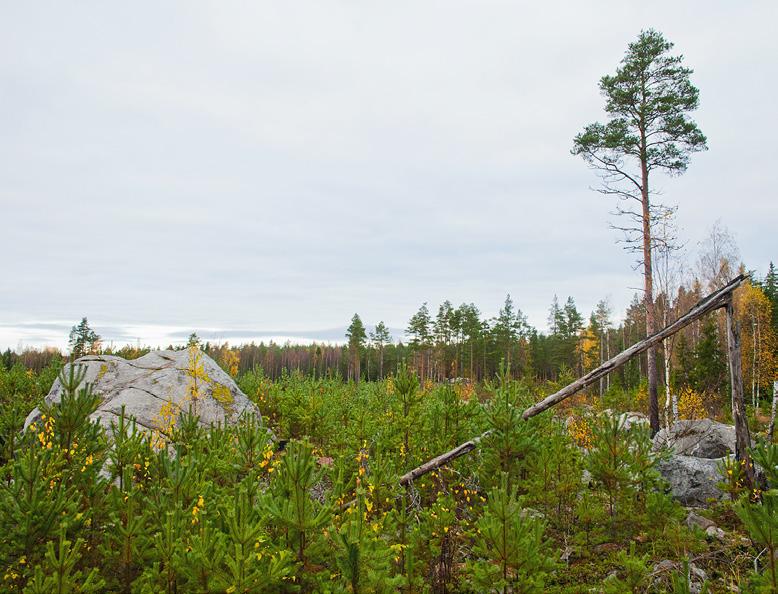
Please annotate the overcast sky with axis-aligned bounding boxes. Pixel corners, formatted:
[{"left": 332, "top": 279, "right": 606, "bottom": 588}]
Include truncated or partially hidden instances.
[{"left": 1, "top": 2, "right": 776, "bottom": 350}]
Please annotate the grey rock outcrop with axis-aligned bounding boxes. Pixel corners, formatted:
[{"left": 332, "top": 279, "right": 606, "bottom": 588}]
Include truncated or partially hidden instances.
[
  {"left": 653, "top": 419, "right": 736, "bottom": 458},
  {"left": 652, "top": 420, "right": 746, "bottom": 505},
  {"left": 24, "top": 349, "right": 259, "bottom": 437},
  {"left": 657, "top": 455, "right": 726, "bottom": 506}
]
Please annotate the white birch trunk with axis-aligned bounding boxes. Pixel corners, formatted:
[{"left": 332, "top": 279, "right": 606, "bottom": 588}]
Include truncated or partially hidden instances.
[{"left": 663, "top": 339, "right": 674, "bottom": 430}]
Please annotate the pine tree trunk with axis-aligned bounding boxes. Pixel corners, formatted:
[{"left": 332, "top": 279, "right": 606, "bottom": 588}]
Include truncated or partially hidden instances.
[
  {"left": 470, "top": 341, "right": 474, "bottom": 380},
  {"left": 640, "top": 134, "right": 660, "bottom": 435},
  {"left": 769, "top": 380, "right": 778, "bottom": 443}
]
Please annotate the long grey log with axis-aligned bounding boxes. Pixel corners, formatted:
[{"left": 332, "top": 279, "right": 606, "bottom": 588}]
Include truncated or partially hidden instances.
[{"left": 521, "top": 274, "right": 748, "bottom": 420}]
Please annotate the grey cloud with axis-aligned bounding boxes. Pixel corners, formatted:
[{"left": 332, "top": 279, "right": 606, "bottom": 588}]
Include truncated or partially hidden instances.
[{"left": 1, "top": 1, "right": 776, "bottom": 350}]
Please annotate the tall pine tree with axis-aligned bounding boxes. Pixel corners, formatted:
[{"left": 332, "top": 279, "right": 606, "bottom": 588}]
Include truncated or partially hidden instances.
[{"left": 573, "top": 30, "right": 708, "bottom": 434}]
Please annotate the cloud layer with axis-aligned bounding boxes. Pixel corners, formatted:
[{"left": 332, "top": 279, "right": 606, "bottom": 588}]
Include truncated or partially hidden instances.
[{"left": 1, "top": 2, "right": 776, "bottom": 350}]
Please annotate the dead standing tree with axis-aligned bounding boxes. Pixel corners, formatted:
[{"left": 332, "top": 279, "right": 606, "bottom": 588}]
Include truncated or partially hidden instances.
[{"left": 400, "top": 274, "right": 753, "bottom": 488}]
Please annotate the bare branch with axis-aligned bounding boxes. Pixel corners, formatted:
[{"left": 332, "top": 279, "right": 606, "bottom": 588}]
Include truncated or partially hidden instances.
[{"left": 583, "top": 149, "right": 644, "bottom": 192}]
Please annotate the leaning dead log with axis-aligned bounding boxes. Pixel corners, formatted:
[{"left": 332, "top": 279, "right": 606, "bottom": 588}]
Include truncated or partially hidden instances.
[
  {"left": 522, "top": 274, "right": 748, "bottom": 420},
  {"left": 399, "top": 274, "right": 749, "bottom": 487}
]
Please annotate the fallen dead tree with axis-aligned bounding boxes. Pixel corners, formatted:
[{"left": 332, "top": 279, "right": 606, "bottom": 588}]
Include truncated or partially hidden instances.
[
  {"left": 398, "top": 431, "right": 492, "bottom": 486},
  {"left": 400, "top": 274, "right": 750, "bottom": 487}
]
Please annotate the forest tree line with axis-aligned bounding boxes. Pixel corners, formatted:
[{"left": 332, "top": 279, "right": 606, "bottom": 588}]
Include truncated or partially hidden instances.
[{"left": 3, "top": 261, "right": 776, "bottom": 409}]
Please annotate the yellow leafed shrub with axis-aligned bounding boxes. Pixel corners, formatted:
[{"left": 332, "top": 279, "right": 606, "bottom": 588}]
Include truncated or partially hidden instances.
[
  {"left": 568, "top": 417, "right": 593, "bottom": 449},
  {"left": 678, "top": 387, "right": 706, "bottom": 420}
]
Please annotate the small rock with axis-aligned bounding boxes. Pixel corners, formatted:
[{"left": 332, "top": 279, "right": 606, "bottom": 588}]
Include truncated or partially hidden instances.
[
  {"left": 520, "top": 507, "right": 545, "bottom": 520},
  {"left": 691, "top": 563, "right": 707, "bottom": 582},
  {"left": 653, "top": 560, "right": 707, "bottom": 593},
  {"left": 686, "top": 510, "right": 716, "bottom": 531},
  {"left": 653, "top": 559, "right": 678, "bottom": 574},
  {"left": 705, "top": 525, "right": 726, "bottom": 540},
  {"left": 618, "top": 411, "right": 649, "bottom": 431}
]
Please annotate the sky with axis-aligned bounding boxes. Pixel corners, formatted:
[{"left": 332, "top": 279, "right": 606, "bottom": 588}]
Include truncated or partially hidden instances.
[{"left": 1, "top": 2, "right": 776, "bottom": 351}]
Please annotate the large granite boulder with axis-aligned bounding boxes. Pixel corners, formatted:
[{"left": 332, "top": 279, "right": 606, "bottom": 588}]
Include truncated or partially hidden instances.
[
  {"left": 653, "top": 419, "right": 736, "bottom": 459},
  {"left": 24, "top": 349, "right": 259, "bottom": 438},
  {"left": 657, "top": 455, "right": 726, "bottom": 506}
]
